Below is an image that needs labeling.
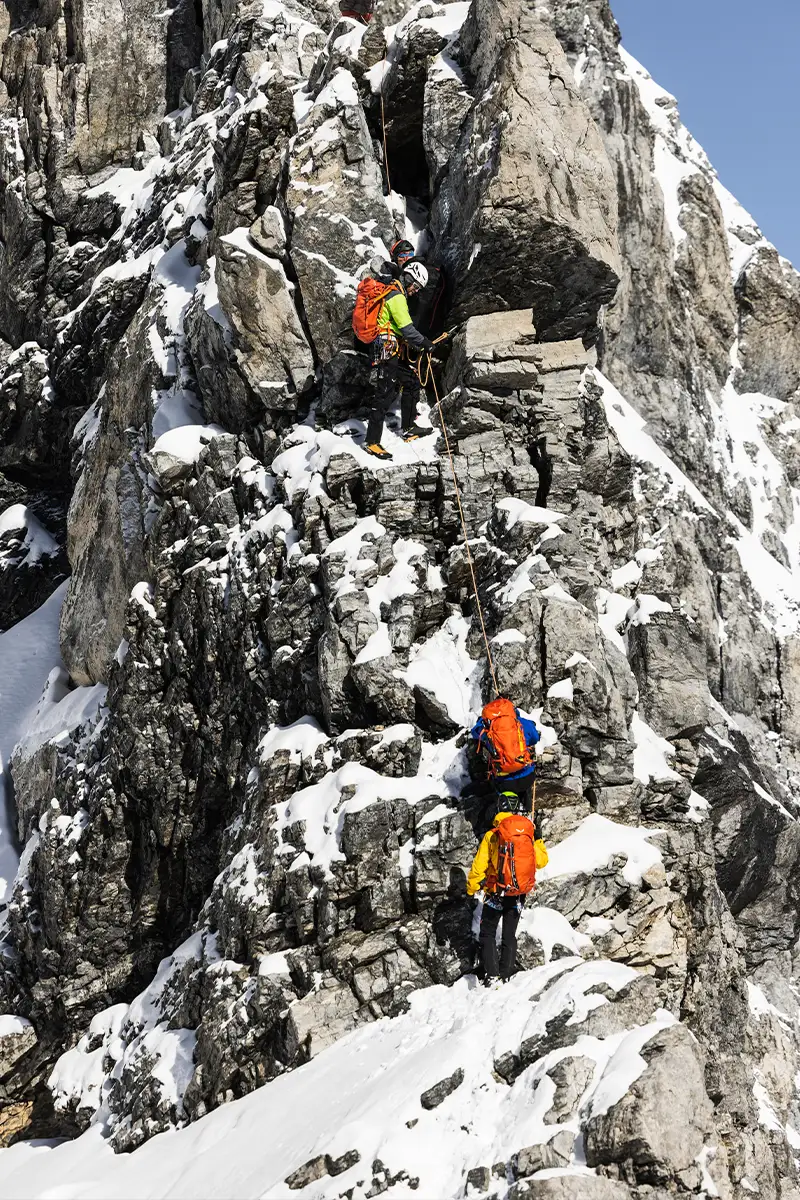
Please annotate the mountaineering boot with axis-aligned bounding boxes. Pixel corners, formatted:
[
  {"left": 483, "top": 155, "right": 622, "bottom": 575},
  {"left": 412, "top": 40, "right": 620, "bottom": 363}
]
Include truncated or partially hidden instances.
[
  {"left": 401, "top": 424, "right": 433, "bottom": 442},
  {"left": 366, "top": 443, "right": 393, "bottom": 460}
]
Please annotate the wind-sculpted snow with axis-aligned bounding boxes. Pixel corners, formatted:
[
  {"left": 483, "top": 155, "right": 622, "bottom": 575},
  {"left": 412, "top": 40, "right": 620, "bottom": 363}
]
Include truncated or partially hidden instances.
[{"left": 0, "top": 0, "right": 799, "bottom": 1194}]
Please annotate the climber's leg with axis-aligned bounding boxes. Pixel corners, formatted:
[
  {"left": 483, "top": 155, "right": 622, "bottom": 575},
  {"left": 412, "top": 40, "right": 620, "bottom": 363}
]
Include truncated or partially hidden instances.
[
  {"left": 398, "top": 361, "right": 431, "bottom": 439},
  {"left": 499, "top": 897, "right": 522, "bottom": 980},
  {"left": 530, "top": 435, "right": 553, "bottom": 507},
  {"left": 366, "top": 363, "right": 397, "bottom": 447},
  {"left": 478, "top": 897, "right": 502, "bottom": 979}
]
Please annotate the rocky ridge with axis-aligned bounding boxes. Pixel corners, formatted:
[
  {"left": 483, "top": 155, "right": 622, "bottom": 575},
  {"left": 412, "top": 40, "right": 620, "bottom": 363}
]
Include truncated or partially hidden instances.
[{"left": 0, "top": 0, "right": 799, "bottom": 1196}]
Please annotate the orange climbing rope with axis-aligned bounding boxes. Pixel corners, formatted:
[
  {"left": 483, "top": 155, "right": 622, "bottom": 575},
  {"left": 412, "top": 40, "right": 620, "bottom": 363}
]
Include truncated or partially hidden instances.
[{"left": 424, "top": 352, "right": 501, "bottom": 697}]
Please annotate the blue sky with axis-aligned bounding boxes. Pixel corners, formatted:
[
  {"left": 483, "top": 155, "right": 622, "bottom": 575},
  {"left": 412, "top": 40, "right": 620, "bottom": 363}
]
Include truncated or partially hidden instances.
[{"left": 611, "top": 0, "right": 800, "bottom": 267}]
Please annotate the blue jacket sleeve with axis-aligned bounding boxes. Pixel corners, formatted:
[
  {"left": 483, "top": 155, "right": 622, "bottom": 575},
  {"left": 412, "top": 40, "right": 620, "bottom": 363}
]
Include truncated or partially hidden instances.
[
  {"left": 470, "top": 718, "right": 486, "bottom": 744},
  {"left": 519, "top": 714, "right": 540, "bottom": 749}
]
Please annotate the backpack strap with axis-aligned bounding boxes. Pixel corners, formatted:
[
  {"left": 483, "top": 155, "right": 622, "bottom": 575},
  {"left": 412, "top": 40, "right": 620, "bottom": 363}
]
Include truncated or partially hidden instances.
[
  {"left": 476, "top": 722, "right": 498, "bottom": 773},
  {"left": 374, "top": 281, "right": 403, "bottom": 329}
]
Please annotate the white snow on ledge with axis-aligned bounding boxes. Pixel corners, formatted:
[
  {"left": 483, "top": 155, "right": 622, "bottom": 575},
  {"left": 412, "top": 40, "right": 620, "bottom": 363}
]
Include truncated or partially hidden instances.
[
  {"left": 403, "top": 614, "right": 483, "bottom": 727},
  {"left": 593, "top": 370, "right": 712, "bottom": 513},
  {"left": 518, "top": 905, "right": 590, "bottom": 963},
  {"left": 0, "top": 505, "right": 59, "bottom": 565},
  {"left": 0, "top": 1015, "right": 32, "bottom": 1037},
  {"left": 539, "top": 813, "right": 663, "bottom": 887},
  {"left": 14, "top": 669, "right": 107, "bottom": 762},
  {"left": 258, "top": 716, "right": 329, "bottom": 764},
  {"left": 0, "top": 582, "right": 70, "bottom": 903},
  {"left": 495, "top": 498, "right": 566, "bottom": 529},
  {"left": 150, "top": 423, "right": 226, "bottom": 468},
  {"left": 632, "top": 713, "right": 681, "bottom": 785}
]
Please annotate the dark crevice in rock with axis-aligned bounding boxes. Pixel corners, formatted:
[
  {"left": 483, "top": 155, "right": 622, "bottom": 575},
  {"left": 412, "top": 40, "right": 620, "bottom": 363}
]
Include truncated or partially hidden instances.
[{"left": 167, "top": 0, "right": 205, "bottom": 114}]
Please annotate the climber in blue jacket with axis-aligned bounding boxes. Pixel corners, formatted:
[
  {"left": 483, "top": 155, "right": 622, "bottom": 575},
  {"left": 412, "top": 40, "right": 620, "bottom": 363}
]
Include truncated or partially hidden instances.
[{"left": 470, "top": 697, "right": 540, "bottom": 817}]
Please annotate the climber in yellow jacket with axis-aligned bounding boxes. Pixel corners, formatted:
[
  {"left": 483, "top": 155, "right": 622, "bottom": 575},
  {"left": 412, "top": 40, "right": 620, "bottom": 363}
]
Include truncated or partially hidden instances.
[{"left": 467, "top": 809, "right": 548, "bottom": 984}]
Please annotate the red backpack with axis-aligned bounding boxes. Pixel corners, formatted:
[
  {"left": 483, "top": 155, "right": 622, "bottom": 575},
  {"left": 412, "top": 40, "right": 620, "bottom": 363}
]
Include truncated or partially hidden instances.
[
  {"left": 493, "top": 814, "right": 537, "bottom": 896},
  {"left": 352, "top": 279, "right": 397, "bottom": 343},
  {"left": 477, "top": 698, "right": 533, "bottom": 777}
]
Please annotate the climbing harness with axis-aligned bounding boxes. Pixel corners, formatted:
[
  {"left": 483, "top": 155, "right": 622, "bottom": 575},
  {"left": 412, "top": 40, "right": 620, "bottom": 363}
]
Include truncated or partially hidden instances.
[{"left": 372, "top": 328, "right": 399, "bottom": 363}]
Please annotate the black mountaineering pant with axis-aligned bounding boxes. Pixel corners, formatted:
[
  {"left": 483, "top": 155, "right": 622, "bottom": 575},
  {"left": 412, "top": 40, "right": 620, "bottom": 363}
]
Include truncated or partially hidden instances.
[
  {"left": 479, "top": 895, "right": 523, "bottom": 980},
  {"left": 366, "top": 358, "right": 420, "bottom": 445}
]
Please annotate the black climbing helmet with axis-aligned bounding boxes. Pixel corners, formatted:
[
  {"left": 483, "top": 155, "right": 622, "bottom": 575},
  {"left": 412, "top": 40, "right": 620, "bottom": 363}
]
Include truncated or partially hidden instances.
[
  {"left": 391, "top": 239, "right": 415, "bottom": 266},
  {"left": 497, "top": 791, "right": 524, "bottom": 816}
]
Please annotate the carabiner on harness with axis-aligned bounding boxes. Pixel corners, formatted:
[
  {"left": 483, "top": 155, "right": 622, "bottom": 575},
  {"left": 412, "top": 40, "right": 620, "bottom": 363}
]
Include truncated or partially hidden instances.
[{"left": 372, "top": 329, "right": 399, "bottom": 366}]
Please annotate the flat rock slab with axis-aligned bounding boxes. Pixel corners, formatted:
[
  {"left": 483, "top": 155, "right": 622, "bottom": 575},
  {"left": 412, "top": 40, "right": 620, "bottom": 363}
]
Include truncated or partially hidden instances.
[{"left": 509, "top": 1175, "right": 632, "bottom": 1199}]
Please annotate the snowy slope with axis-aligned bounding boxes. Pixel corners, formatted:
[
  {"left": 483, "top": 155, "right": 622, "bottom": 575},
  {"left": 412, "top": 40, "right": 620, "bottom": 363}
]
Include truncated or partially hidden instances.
[
  {"left": 0, "top": 0, "right": 797, "bottom": 1193},
  {"left": 0, "top": 583, "right": 68, "bottom": 901},
  {"left": 0, "top": 959, "right": 672, "bottom": 1199}
]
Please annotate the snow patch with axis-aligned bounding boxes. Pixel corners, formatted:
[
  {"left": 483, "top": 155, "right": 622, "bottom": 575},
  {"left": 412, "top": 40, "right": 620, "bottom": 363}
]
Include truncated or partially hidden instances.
[
  {"left": 539, "top": 813, "right": 664, "bottom": 887},
  {"left": 0, "top": 582, "right": 69, "bottom": 903},
  {"left": 403, "top": 614, "right": 484, "bottom": 726},
  {"left": 594, "top": 370, "right": 712, "bottom": 512},
  {"left": 0, "top": 960, "right": 671, "bottom": 1200},
  {"left": 632, "top": 714, "right": 681, "bottom": 785}
]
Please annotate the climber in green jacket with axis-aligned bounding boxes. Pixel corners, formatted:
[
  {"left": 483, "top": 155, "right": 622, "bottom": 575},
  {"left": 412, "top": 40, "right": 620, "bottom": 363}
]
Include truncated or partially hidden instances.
[{"left": 366, "top": 262, "right": 448, "bottom": 460}]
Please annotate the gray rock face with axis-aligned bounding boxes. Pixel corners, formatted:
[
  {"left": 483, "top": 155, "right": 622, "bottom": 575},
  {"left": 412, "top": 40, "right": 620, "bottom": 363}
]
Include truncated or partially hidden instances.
[
  {"left": 0, "top": 0, "right": 799, "bottom": 1196},
  {"left": 736, "top": 245, "right": 800, "bottom": 401},
  {"left": 0, "top": 0, "right": 183, "bottom": 350},
  {"left": 585, "top": 1025, "right": 713, "bottom": 1183},
  {"left": 287, "top": 67, "right": 392, "bottom": 361},
  {"left": 513, "top": 1130, "right": 574, "bottom": 1178},
  {"left": 58, "top": 302, "right": 153, "bottom": 684},
  {"left": 696, "top": 731, "right": 800, "bottom": 967},
  {"left": 67, "top": 0, "right": 173, "bottom": 174},
  {"left": 541, "top": 1, "right": 739, "bottom": 492},
  {"left": 627, "top": 612, "right": 711, "bottom": 739},
  {"left": 510, "top": 1177, "right": 632, "bottom": 1199},
  {"left": 420, "top": 1067, "right": 464, "bottom": 1109},
  {"left": 188, "top": 233, "right": 315, "bottom": 431},
  {"left": 431, "top": 0, "right": 621, "bottom": 339}
]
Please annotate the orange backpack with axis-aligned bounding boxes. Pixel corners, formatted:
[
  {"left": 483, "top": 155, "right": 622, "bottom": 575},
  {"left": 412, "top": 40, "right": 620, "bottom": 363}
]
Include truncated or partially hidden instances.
[
  {"left": 352, "top": 278, "right": 397, "bottom": 343},
  {"left": 477, "top": 698, "right": 533, "bottom": 777},
  {"left": 494, "top": 814, "right": 537, "bottom": 895}
]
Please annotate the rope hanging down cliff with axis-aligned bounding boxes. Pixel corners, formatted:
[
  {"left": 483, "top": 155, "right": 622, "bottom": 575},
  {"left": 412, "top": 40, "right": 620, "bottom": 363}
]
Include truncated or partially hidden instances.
[
  {"left": 378, "top": 77, "right": 498, "bottom": 695},
  {"left": 423, "top": 351, "right": 500, "bottom": 697},
  {"left": 380, "top": 56, "right": 392, "bottom": 193}
]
